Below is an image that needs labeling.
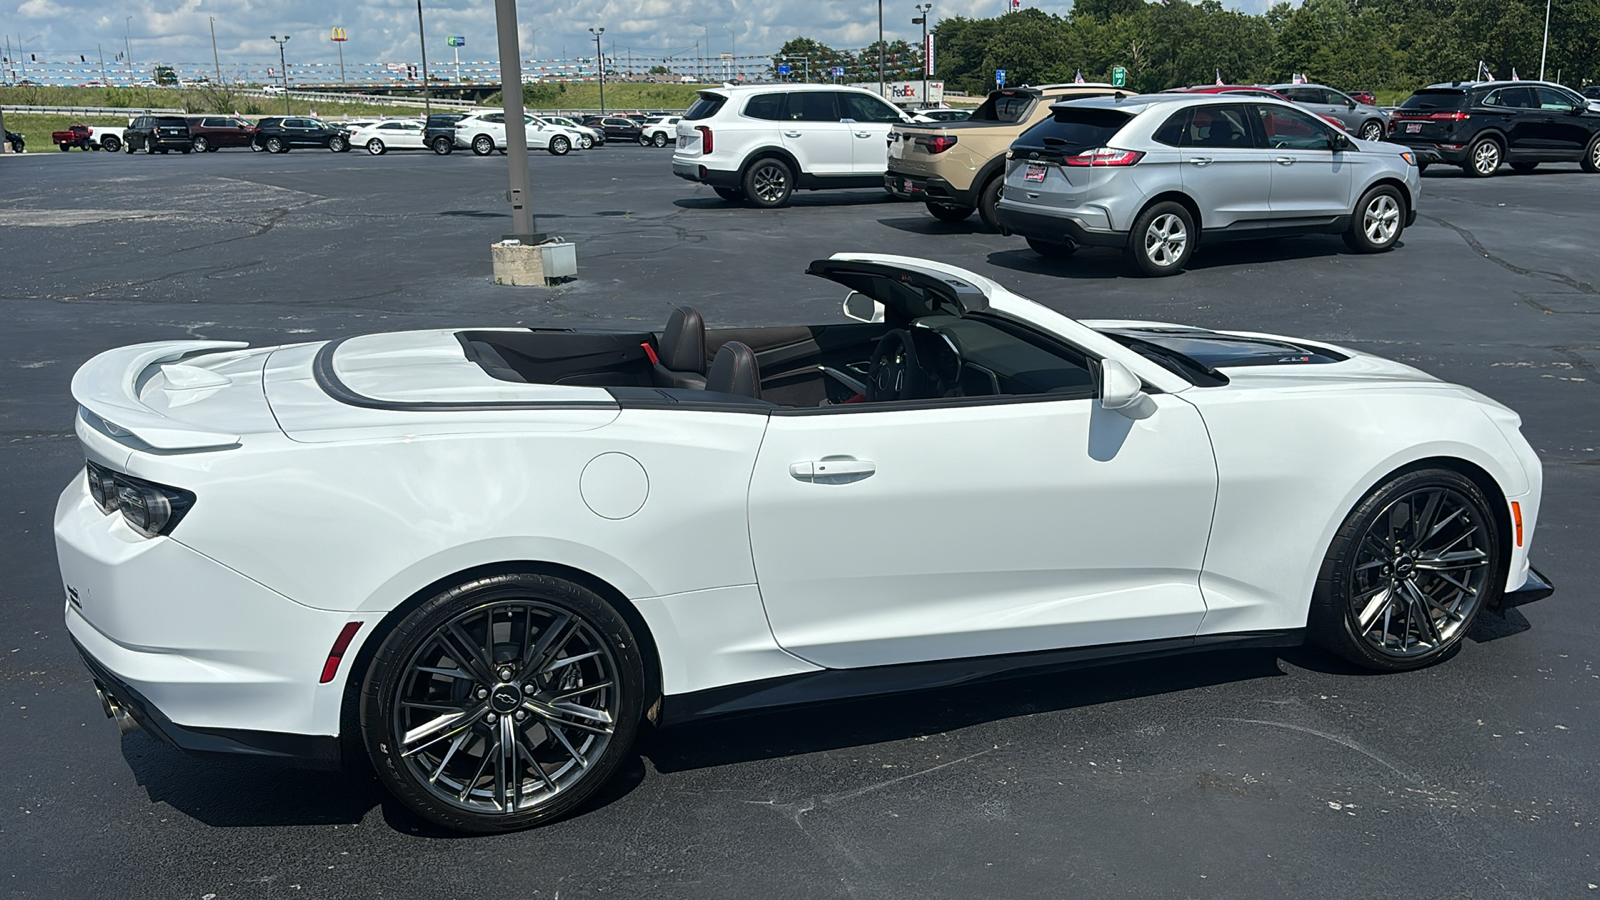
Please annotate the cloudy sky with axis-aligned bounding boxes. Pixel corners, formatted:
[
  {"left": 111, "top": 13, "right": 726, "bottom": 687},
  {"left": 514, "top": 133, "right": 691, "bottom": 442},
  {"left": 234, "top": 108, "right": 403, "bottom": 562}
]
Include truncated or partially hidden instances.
[{"left": 6, "top": 0, "right": 1270, "bottom": 71}]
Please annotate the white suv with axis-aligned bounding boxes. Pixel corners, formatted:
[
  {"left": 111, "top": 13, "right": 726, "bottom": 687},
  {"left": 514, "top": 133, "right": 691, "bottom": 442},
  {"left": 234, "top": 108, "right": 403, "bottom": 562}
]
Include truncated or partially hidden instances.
[
  {"left": 640, "top": 115, "right": 681, "bottom": 148},
  {"left": 672, "top": 84, "right": 913, "bottom": 207},
  {"left": 452, "top": 112, "right": 584, "bottom": 156}
]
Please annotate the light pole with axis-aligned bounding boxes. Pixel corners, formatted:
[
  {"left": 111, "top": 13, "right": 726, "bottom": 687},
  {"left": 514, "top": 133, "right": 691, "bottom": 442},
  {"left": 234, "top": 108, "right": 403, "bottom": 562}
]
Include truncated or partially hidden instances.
[
  {"left": 124, "top": 16, "right": 133, "bottom": 83},
  {"left": 210, "top": 17, "right": 221, "bottom": 85},
  {"left": 913, "top": 4, "right": 931, "bottom": 108},
  {"left": 692, "top": 23, "right": 710, "bottom": 81},
  {"left": 1539, "top": 0, "right": 1552, "bottom": 82},
  {"left": 415, "top": 0, "right": 432, "bottom": 115},
  {"left": 878, "top": 0, "right": 886, "bottom": 98},
  {"left": 726, "top": 26, "right": 737, "bottom": 82},
  {"left": 589, "top": 27, "right": 605, "bottom": 113},
  {"left": 495, "top": 0, "right": 541, "bottom": 244},
  {"left": 270, "top": 35, "right": 291, "bottom": 115}
]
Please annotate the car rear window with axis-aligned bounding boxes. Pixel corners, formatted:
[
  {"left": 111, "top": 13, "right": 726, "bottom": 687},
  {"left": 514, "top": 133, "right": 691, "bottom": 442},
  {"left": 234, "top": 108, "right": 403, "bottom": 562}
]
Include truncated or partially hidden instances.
[
  {"left": 1401, "top": 90, "right": 1465, "bottom": 110},
  {"left": 970, "top": 90, "right": 1037, "bottom": 123},
  {"left": 155, "top": 116, "right": 188, "bottom": 127},
  {"left": 684, "top": 94, "right": 727, "bottom": 120},
  {"left": 1020, "top": 107, "right": 1134, "bottom": 150}
]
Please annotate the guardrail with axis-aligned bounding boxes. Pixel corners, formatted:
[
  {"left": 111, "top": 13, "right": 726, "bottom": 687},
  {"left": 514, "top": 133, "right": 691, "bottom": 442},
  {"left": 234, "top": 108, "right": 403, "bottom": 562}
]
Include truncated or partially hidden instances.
[
  {"left": 0, "top": 104, "right": 186, "bottom": 115},
  {"left": 239, "top": 89, "right": 480, "bottom": 109}
]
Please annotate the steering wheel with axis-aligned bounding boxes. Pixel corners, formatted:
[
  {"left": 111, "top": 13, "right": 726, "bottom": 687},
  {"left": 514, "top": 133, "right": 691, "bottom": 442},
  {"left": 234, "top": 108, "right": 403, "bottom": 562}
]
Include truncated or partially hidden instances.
[{"left": 868, "top": 329, "right": 923, "bottom": 402}]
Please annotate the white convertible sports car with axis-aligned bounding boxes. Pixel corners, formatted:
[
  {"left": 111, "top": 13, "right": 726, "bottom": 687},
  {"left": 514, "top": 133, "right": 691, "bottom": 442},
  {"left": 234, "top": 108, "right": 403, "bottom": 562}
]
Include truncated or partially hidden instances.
[{"left": 56, "top": 254, "right": 1551, "bottom": 832}]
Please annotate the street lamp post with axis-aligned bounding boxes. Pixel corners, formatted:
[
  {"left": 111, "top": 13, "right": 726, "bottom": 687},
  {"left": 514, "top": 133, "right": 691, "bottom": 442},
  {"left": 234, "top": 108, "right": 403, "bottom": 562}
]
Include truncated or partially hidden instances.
[
  {"left": 726, "top": 26, "right": 737, "bottom": 82},
  {"left": 270, "top": 35, "right": 291, "bottom": 115},
  {"left": 913, "top": 4, "right": 932, "bottom": 109},
  {"left": 589, "top": 27, "right": 606, "bottom": 113},
  {"left": 878, "top": 0, "right": 886, "bottom": 98},
  {"left": 1539, "top": 0, "right": 1552, "bottom": 82},
  {"left": 416, "top": 0, "right": 432, "bottom": 115},
  {"left": 124, "top": 16, "right": 133, "bottom": 83},
  {"left": 210, "top": 17, "right": 222, "bottom": 85},
  {"left": 495, "top": 0, "right": 541, "bottom": 244}
]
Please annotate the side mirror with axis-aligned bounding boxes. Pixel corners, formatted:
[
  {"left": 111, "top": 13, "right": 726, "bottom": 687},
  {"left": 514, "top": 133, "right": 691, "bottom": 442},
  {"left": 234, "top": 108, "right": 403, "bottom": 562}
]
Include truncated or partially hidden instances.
[
  {"left": 1330, "top": 132, "right": 1353, "bottom": 150},
  {"left": 842, "top": 291, "right": 885, "bottom": 324},
  {"left": 1347, "top": 98, "right": 1357, "bottom": 110},
  {"left": 1099, "top": 359, "right": 1144, "bottom": 411}
]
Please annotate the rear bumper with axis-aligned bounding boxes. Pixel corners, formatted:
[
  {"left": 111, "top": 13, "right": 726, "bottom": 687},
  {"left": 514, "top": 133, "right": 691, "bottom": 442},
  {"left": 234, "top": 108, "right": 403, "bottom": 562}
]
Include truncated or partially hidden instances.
[
  {"left": 884, "top": 171, "right": 977, "bottom": 207},
  {"left": 995, "top": 200, "right": 1127, "bottom": 249},
  {"left": 55, "top": 475, "right": 364, "bottom": 759},
  {"left": 1388, "top": 138, "right": 1463, "bottom": 164},
  {"left": 672, "top": 159, "right": 741, "bottom": 188}
]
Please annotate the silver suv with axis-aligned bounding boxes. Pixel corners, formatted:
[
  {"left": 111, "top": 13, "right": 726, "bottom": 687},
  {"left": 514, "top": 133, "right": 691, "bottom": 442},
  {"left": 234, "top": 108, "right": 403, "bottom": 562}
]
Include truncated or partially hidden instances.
[
  {"left": 1263, "top": 83, "right": 1390, "bottom": 142},
  {"left": 995, "top": 94, "right": 1421, "bottom": 276}
]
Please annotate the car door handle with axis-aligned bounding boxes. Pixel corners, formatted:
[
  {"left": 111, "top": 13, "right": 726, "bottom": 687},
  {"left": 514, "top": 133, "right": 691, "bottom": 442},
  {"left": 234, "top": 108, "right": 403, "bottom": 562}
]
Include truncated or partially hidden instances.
[
  {"left": 783, "top": 130, "right": 803, "bottom": 138},
  {"left": 1275, "top": 156, "right": 1297, "bottom": 165},
  {"left": 1187, "top": 157, "right": 1213, "bottom": 166},
  {"left": 854, "top": 131, "right": 873, "bottom": 138},
  {"left": 789, "top": 459, "right": 876, "bottom": 481}
]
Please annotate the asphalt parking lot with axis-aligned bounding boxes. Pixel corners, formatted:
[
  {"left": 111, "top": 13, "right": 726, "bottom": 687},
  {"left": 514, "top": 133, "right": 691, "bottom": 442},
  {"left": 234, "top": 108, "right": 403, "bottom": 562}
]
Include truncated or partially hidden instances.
[{"left": 2, "top": 144, "right": 1598, "bottom": 898}]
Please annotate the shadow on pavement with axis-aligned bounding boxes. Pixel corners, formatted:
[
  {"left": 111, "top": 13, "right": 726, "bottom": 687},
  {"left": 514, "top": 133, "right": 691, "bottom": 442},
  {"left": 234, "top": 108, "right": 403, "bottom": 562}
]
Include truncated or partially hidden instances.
[
  {"left": 673, "top": 192, "right": 900, "bottom": 212},
  {"left": 876, "top": 214, "right": 996, "bottom": 237},
  {"left": 985, "top": 235, "right": 1365, "bottom": 280}
]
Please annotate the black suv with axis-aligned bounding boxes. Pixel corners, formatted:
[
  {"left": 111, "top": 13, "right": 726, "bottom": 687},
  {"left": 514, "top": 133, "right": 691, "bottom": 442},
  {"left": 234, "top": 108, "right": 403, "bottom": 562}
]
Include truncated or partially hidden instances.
[
  {"left": 252, "top": 116, "right": 342, "bottom": 153},
  {"left": 125, "top": 115, "right": 195, "bottom": 154},
  {"left": 583, "top": 116, "right": 643, "bottom": 142},
  {"left": 424, "top": 113, "right": 467, "bottom": 155},
  {"left": 1388, "top": 80, "right": 1600, "bottom": 176}
]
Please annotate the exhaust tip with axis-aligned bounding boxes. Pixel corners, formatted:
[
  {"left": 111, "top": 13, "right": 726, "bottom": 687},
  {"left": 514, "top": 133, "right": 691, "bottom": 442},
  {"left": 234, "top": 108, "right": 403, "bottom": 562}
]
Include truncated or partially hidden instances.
[{"left": 93, "top": 681, "right": 142, "bottom": 735}]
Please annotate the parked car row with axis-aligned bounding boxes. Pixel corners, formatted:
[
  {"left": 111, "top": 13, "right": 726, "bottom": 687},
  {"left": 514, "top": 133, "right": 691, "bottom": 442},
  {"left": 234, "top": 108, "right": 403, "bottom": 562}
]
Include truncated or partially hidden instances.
[{"left": 671, "top": 77, "right": 1600, "bottom": 277}]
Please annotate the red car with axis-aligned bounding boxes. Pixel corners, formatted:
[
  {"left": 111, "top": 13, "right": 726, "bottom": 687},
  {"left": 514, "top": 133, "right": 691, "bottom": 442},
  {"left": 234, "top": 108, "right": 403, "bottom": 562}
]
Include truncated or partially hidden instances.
[
  {"left": 185, "top": 116, "right": 258, "bottom": 152},
  {"left": 1162, "top": 85, "right": 1352, "bottom": 132}
]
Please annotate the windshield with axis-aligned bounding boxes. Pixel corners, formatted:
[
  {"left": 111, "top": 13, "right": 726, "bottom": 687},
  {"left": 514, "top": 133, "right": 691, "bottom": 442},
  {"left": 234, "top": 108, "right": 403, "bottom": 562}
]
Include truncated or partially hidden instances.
[
  {"left": 970, "top": 90, "right": 1036, "bottom": 123},
  {"left": 1018, "top": 107, "right": 1134, "bottom": 152}
]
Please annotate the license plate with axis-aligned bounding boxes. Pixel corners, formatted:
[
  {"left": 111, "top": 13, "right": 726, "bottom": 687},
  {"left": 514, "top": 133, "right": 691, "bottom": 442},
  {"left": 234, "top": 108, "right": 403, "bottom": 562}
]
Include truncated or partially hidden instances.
[
  {"left": 677, "top": 136, "right": 686, "bottom": 148},
  {"left": 1024, "top": 164, "right": 1047, "bottom": 183},
  {"left": 1405, "top": 123, "right": 1422, "bottom": 133},
  {"left": 903, "top": 178, "right": 915, "bottom": 193}
]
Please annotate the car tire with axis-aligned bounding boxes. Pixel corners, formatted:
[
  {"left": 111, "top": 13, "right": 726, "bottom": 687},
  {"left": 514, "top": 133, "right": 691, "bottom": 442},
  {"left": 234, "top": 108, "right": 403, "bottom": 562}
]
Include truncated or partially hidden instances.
[
  {"left": 265, "top": 137, "right": 287, "bottom": 154},
  {"left": 1027, "top": 237, "right": 1077, "bottom": 259},
  {"left": 1124, "top": 201, "right": 1194, "bottom": 277},
  {"left": 652, "top": 132, "right": 669, "bottom": 148},
  {"left": 472, "top": 135, "right": 495, "bottom": 156},
  {"left": 145, "top": 140, "right": 156, "bottom": 155},
  {"left": 1510, "top": 161, "right": 1538, "bottom": 173},
  {"left": 1583, "top": 136, "right": 1600, "bottom": 174},
  {"left": 742, "top": 157, "right": 793, "bottom": 208},
  {"left": 548, "top": 136, "right": 570, "bottom": 156},
  {"left": 1343, "top": 184, "right": 1405, "bottom": 253},
  {"left": 1466, "top": 137, "right": 1502, "bottom": 177},
  {"left": 1359, "top": 120, "right": 1385, "bottom": 142},
  {"left": 1308, "top": 467, "right": 1502, "bottom": 672},
  {"left": 367, "top": 138, "right": 387, "bottom": 156},
  {"left": 926, "top": 202, "right": 974, "bottom": 223},
  {"left": 432, "top": 136, "right": 454, "bottom": 155},
  {"left": 58, "top": 144, "right": 69, "bottom": 152},
  {"left": 125, "top": 141, "right": 135, "bottom": 154},
  {"left": 250, "top": 141, "right": 264, "bottom": 152},
  {"left": 102, "top": 136, "right": 121, "bottom": 152},
  {"left": 578, "top": 135, "right": 593, "bottom": 150},
  {"left": 976, "top": 176, "right": 1004, "bottom": 231},
  {"left": 191, "top": 136, "right": 209, "bottom": 153},
  {"left": 712, "top": 186, "right": 745, "bottom": 202},
  {"left": 328, "top": 136, "right": 348, "bottom": 153},
  {"left": 360, "top": 571, "right": 646, "bottom": 834}
]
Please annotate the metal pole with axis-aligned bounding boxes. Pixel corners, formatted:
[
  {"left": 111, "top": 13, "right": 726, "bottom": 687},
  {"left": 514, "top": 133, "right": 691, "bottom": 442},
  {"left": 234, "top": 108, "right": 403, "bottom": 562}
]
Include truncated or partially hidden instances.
[
  {"left": 590, "top": 27, "right": 605, "bottom": 113},
  {"left": 338, "top": 41, "right": 345, "bottom": 84},
  {"left": 495, "top": 0, "right": 542, "bottom": 242},
  {"left": 1539, "top": 0, "right": 1552, "bottom": 82},
  {"left": 124, "top": 17, "right": 133, "bottom": 81},
  {"left": 878, "top": 0, "right": 885, "bottom": 97},
  {"left": 210, "top": 17, "right": 221, "bottom": 84},
  {"left": 98, "top": 44, "right": 108, "bottom": 85},
  {"left": 416, "top": 0, "right": 432, "bottom": 115},
  {"left": 271, "top": 35, "right": 291, "bottom": 115}
]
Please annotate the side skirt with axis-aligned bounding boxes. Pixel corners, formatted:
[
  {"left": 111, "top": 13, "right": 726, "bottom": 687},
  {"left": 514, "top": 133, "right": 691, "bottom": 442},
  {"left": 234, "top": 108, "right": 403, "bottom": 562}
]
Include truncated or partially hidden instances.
[{"left": 658, "top": 629, "right": 1305, "bottom": 727}]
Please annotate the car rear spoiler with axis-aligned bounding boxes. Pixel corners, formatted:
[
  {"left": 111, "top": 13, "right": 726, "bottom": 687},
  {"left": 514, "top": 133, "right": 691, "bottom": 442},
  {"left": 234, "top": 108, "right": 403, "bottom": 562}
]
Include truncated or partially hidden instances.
[{"left": 71, "top": 341, "right": 249, "bottom": 450}]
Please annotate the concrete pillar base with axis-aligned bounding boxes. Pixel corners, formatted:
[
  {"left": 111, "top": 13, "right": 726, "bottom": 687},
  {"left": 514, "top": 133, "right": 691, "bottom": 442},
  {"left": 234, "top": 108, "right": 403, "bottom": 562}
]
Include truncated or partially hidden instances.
[{"left": 491, "top": 242, "right": 547, "bottom": 286}]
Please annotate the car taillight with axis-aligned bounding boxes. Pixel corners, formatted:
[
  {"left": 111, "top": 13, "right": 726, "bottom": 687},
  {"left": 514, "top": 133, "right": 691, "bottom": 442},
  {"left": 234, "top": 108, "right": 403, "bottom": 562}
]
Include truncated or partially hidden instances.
[
  {"left": 1429, "top": 111, "right": 1471, "bottom": 121},
  {"left": 914, "top": 134, "right": 958, "bottom": 153},
  {"left": 1062, "top": 147, "right": 1144, "bottom": 167},
  {"left": 695, "top": 125, "right": 712, "bottom": 153}
]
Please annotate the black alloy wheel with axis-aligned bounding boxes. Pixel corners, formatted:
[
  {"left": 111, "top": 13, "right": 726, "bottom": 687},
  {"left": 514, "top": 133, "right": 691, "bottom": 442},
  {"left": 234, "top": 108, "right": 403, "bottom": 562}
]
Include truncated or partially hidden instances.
[
  {"left": 926, "top": 202, "right": 974, "bottom": 223},
  {"left": 742, "top": 158, "right": 793, "bottom": 208},
  {"left": 102, "top": 136, "right": 120, "bottom": 152},
  {"left": 1310, "top": 468, "right": 1502, "bottom": 671},
  {"left": 432, "top": 136, "right": 454, "bottom": 155},
  {"left": 361, "top": 572, "right": 646, "bottom": 833}
]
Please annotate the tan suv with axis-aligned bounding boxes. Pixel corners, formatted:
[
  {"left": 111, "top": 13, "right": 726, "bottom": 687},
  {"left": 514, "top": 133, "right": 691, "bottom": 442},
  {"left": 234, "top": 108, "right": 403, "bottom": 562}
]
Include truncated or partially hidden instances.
[{"left": 887, "top": 83, "right": 1136, "bottom": 228}]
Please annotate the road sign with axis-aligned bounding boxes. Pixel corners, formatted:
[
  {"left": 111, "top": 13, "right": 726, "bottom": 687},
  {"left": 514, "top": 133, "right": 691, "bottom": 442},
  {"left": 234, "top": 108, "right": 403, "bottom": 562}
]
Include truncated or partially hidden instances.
[
  {"left": 777, "top": 64, "right": 791, "bottom": 75},
  {"left": 995, "top": 68, "right": 1006, "bottom": 87},
  {"left": 1112, "top": 65, "right": 1126, "bottom": 87},
  {"left": 446, "top": 35, "right": 465, "bottom": 47},
  {"left": 830, "top": 66, "right": 845, "bottom": 78}
]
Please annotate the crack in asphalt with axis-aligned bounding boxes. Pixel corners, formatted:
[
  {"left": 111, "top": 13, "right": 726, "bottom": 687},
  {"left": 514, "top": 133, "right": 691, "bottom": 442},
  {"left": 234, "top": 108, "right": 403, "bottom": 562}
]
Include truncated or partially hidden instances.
[{"left": 1420, "top": 212, "right": 1599, "bottom": 298}]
